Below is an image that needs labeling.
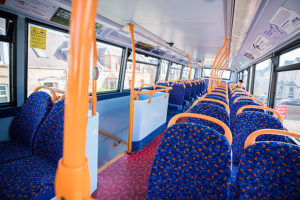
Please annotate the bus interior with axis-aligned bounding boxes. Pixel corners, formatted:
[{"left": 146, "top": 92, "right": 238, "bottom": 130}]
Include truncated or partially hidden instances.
[{"left": 0, "top": 0, "right": 299, "bottom": 199}]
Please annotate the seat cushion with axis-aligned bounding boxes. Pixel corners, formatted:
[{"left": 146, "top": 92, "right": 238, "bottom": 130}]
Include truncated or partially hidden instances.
[
  {"left": 0, "top": 156, "right": 57, "bottom": 199},
  {"left": 0, "top": 141, "right": 32, "bottom": 164}
]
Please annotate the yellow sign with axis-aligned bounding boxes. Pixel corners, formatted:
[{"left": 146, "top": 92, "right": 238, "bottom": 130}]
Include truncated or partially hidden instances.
[{"left": 30, "top": 26, "right": 47, "bottom": 49}]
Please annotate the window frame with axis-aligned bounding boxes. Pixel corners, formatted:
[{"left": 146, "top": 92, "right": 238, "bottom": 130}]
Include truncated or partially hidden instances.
[
  {"left": 0, "top": 11, "right": 17, "bottom": 108},
  {"left": 202, "top": 68, "right": 231, "bottom": 80}
]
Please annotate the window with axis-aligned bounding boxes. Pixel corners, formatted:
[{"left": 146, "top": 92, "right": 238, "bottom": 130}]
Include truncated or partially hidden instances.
[
  {"left": 0, "top": 13, "right": 16, "bottom": 105},
  {"left": 243, "top": 69, "right": 248, "bottom": 88},
  {"left": 128, "top": 52, "right": 159, "bottom": 65},
  {"left": 181, "top": 67, "right": 190, "bottom": 80},
  {"left": 96, "top": 42, "right": 123, "bottom": 92},
  {"left": 27, "top": 23, "right": 70, "bottom": 96},
  {"left": 158, "top": 60, "right": 169, "bottom": 81},
  {"left": 124, "top": 62, "right": 157, "bottom": 89},
  {"left": 168, "top": 63, "right": 182, "bottom": 80},
  {"left": 279, "top": 47, "right": 300, "bottom": 67},
  {"left": 274, "top": 70, "right": 300, "bottom": 132},
  {"left": 248, "top": 66, "right": 253, "bottom": 92},
  {"left": 191, "top": 68, "right": 196, "bottom": 80},
  {"left": 253, "top": 59, "right": 271, "bottom": 105},
  {"left": 203, "top": 68, "right": 231, "bottom": 80}
]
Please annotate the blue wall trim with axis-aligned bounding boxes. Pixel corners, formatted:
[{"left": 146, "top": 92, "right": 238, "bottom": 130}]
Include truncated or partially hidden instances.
[
  {"left": 0, "top": 107, "right": 19, "bottom": 118},
  {"left": 132, "top": 123, "right": 166, "bottom": 152}
]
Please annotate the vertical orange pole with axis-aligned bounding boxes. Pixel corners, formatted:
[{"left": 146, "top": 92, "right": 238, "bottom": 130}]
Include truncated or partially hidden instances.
[
  {"left": 212, "top": 49, "right": 228, "bottom": 88},
  {"left": 219, "top": 63, "right": 229, "bottom": 84},
  {"left": 208, "top": 39, "right": 230, "bottom": 92},
  {"left": 92, "top": 32, "right": 97, "bottom": 115},
  {"left": 55, "top": 0, "right": 97, "bottom": 199},
  {"left": 128, "top": 23, "right": 136, "bottom": 153},
  {"left": 187, "top": 56, "right": 192, "bottom": 80}
]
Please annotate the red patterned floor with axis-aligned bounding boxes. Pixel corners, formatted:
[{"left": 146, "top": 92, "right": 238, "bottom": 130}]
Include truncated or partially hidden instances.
[{"left": 92, "top": 132, "right": 164, "bottom": 200}]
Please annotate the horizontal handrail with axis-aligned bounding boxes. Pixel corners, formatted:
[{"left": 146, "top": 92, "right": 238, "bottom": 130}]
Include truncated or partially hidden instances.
[
  {"left": 34, "top": 86, "right": 65, "bottom": 103},
  {"left": 233, "top": 96, "right": 264, "bottom": 106},
  {"left": 168, "top": 113, "right": 232, "bottom": 145},
  {"left": 203, "top": 92, "right": 229, "bottom": 103},
  {"left": 137, "top": 83, "right": 171, "bottom": 92},
  {"left": 236, "top": 105, "right": 283, "bottom": 122},
  {"left": 98, "top": 130, "right": 128, "bottom": 145},
  {"left": 134, "top": 86, "right": 172, "bottom": 104},
  {"left": 244, "top": 129, "right": 300, "bottom": 149},
  {"left": 192, "top": 98, "right": 230, "bottom": 114}
]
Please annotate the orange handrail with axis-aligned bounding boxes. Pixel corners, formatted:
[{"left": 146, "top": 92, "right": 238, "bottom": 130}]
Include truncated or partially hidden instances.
[
  {"left": 208, "top": 39, "right": 230, "bottom": 92},
  {"left": 55, "top": 0, "right": 97, "bottom": 199},
  {"left": 171, "top": 82, "right": 186, "bottom": 88},
  {"left": 128, "top": 23, "right": 136, "bottom": 154},
  {"left": 203, "top": 92, "right": 229, "bottom": 103},
  {"left": 213, "top": 49, "right": 228, "bottom": 89},
  {"left": 91, "top": 31, "right": 97, "bottom": 115},
  {"left": 212, "top": 89, "right": 228, "bottom": 94},
  {"left": 168, "top": 113, "right": 232, "bottom": 145},
  {"left": 34, "top": 86, "right": 60, "bottom": 103},
  {"left": 233, "top": 96, "right": 264, "bottom": 106},
  {"left": 244, "top": 129, "right": 300, "bottom": 149},
  {"left": 218, "top": 63, "right": 228, "bottom": 84},
  {"left": 135, "top": 85, "right": 172, "bottom": 104},
  {"left": 187, "top": 55, "right": 192, "bottom": 80},
  {"left": 236, "top": 105, "right": 283, "bottom": 122},
  {"left": 192, "top": 98, "right": 230, "bottom": 114},
  {"left": 137, "top": 83, "right": 172, "bottom": 92}
]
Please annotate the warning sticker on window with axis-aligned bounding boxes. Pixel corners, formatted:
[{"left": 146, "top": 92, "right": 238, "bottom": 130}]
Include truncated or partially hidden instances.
[{"left": 30, "top": 26, "right": 47, "bottom": 49}]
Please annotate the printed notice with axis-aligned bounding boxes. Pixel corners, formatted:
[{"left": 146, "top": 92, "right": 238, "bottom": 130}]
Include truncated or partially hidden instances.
[
  {"left": 252, "top": 35, "right": 273, "bottom": 53},
  {"left": 30, "top": 26, "right": 47, "bottom": 49},
  {"left": 50, "top": 7, "right": 70, "bottom": 26},
  {"left": 270, "top": 7, "right": 300, "bottom": 35}
]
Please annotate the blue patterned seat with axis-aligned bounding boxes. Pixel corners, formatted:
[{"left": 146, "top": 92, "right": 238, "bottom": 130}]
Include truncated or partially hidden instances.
[
  {"left": 233, "top": 142, "right": 300, "bottom": 199},
  {"left": 206, "top": 94, "right": 227, "bottom": 104},
  {"left": 168, "top": 83, "right": 185, "bottom": 111},
  {"left": 231, "top": 111, "right": 286, "bottom": 164},
  {"left": 0, "top": 100, "right": 64, "bottom": 199},
  {"left": 190, "top": 82, "right": 197, "bottom": 99},
  {"left": 197, "top": 99, "right": 226, "bottom": 110},
  {"left": 146, "top": 123, "right": 231, "bottom": 199},
  {"left": 212, "top": 90, "right": 227, "bottom": 95},
  {"left": 0, "top": 91, "right": 53, "bottom": 164},
  {"left": 187, "top": 103, "right": 230, "bottom": 135},
  {"left": 230, "top": 94, "right": 251, "bottom": 106}
]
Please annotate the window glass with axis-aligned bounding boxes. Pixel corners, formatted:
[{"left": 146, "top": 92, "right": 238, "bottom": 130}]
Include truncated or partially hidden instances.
[
  {"left": 158, "top": 60, "right": 169, "bottom": 81},
  {"left": 0, "top": 41, "right": 10, "bottom": 103},
  {"left": 248, "top": 66, "right": 253, "bottom": 92},
  {"left": 253, "top": 59, "right": 271, "bottom": 105},
  {"left": 275, "top": 70, "right": 300, "bottom": 132},
  {"left": 27, "top": 24, "right": 70, "bottom": 96},
  {"left": 168, "top": 63, "right": 181, "bottom": 80},
  {"left": 191, "top": 68, "right": 196, "bottom": 79},
  {"left": 124, "top": 62, "right": 157, "bottom": 89},
  {"left": 96, "top": 42, "right": 123, "bottom": 92},
  {"left": 0, "top": 18, "right": 6, "bottom": 35},
  {"left": 128, "top": 52, "right": 159, "bottom": 65},
  {"left": 243, "top": 69, "right": 248, "bottom": 88},
  {"left": 203, "top": 68, "right": 231, "bottom": 80},
  {"left": 181, "top": 67, "right": 190, "bottom": 80},
  {"left": 279, "top": 48, "right": 300, "bottom": 67}
]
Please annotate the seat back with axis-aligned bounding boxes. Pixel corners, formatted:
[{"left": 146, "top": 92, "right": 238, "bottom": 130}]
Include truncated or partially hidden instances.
[
  {"left": 9, "top": 91, "right": 53, "bottom": 148},
  {"left": 146, "top": 123, "right": 231, "bottom": 199},
  {"left": 190, "top": 82, "right": 197, "bottom": 98},
  {"left": 187, "top": 103, "right": 229, "bottom": 134},
  {"left": 231, "top": 111, "right": 285, "bottom": 164},
  {"left": 234, "top": 142, "right": 300, "bottom": 199},
  {"left": 169, "top": 83, "right": 185, "bottom": 105},
  {"left": 206, "top": 94, "right": 227, "bottom": 104},
  {"left": 183, "top": 83, "right": 192, "bottom": 100},
  {"left": 230, "top": 100, "right": 262, "bottom": 124},
  {"left": 33, "top": 100, "right": 64, "bottom": 164}
]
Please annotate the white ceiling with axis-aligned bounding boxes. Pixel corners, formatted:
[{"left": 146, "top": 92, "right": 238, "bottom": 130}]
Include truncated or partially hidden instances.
[{"left": 97, "top": 0, "right": 228, "bottom": 64}]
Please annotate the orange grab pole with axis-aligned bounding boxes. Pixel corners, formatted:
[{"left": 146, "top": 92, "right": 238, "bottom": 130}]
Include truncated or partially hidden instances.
[
  {"left": 34, "top": 86, "right": 59, "bottom": 103},
  {"left": 215, "top": 60, "right": 228, "bottom": 87},
  {"left": 231, "top": 91, "right": 253, "bottom": 98},
  {"left": 92, "top": 31, "right": 97, "bottom": 115},
  {"left": 236, "top": 105, "right": 283, "bottom": 122},
  {"left": 208, "top": 39, "right": 230, "bottom": 92},
  {"left": 168, "top": 113, "right": 232, "bottom": 145},
  {"left": 55, "top": 0, "right": 98, "bottom": 199},
  {"left": 233, "top": 96, "right": 264, "bottom": 106},
  {"left": 244, "top": 129, "right": 300, "bottom": 149},
  {"left": 212, "top": 49, "right": 228, "bottom": 89},
  {"left": 218, "top": 63, "right": 228, "bottom": 84},
  {"left": 187, "top": 55, "right": 192, "bottom": 80},
  {"left": 128, "top": 23, "right": 136, "bottom": 154},
  {"left": 192, "top": 98, "right": 230, "bottom": 114}
]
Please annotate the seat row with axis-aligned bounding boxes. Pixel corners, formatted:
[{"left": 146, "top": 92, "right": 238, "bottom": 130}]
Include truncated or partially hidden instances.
[
  {"left": 146, "top": 82, "right": 300, "bottom": 199},
  {"left": 157, "top": 79, "right": 206, "bottom": 112},
  {"left": 0, "top": 88, "right": 65, "bottom": 199}
]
